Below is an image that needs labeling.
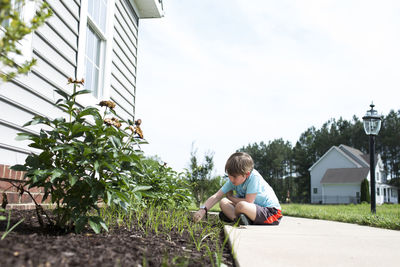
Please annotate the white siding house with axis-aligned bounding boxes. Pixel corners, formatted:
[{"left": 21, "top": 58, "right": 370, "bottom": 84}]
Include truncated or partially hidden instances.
[
  {"left": 0, "top": 0, "right": 163, "bottom": 208},
  {"left": 309, "top": 145, "right": 398, "bottom": 204}
]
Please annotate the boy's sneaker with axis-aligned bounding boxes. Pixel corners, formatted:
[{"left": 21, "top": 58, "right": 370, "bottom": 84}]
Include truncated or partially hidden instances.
[
  {"left": 238, "top": 213, "right": 252, "bottom": 225},
  {"left": 219, "top": 211, "right": 233, "bottom": 223}
]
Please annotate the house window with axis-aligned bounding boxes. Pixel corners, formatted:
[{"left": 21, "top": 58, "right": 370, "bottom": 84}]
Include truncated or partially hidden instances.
[
  {"left": 84, "top": 0, "right": 108, "bottom": 98},
  {"left": 313, "top": 188, "right": 318, "bottom": 194},
  {"left": 377, "top": 187, "right": 380, "bottom": 196}
]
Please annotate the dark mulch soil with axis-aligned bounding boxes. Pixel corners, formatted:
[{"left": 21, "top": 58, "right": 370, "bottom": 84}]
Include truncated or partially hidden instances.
[{"left": 0, "top": 210, "right": 235, "bottom": 266}]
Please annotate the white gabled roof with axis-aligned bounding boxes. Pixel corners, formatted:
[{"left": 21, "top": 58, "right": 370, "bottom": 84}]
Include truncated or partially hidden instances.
[
  {"left": 339, "top": 145, "right": 369, "bottom": 167},
  {"left": 308, "top": 145, "right": 363, "bottom": 171}
]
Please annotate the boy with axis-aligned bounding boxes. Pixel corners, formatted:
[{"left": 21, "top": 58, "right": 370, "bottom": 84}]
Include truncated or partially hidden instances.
[{"left": 193, "top": 152, "right": 282, "bottom": 225}]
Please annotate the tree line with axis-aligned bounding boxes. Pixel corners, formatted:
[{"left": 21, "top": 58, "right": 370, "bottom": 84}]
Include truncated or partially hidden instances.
[{"left": 238, "top": 110, "right": 400, "bottom": 203}]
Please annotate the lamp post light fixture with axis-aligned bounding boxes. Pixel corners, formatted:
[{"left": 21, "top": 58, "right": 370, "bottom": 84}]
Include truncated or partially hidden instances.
[{"left": 362, "top": 103, "right": 382, "bottom": 214}]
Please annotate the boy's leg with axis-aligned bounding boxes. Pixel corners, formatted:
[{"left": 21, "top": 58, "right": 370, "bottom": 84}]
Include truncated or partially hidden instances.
[
  {"left": 219, "top": 197, "right": 236, "bottom": 221},
  {"left": 234, "top": 201, "right": 257, "bottom": 221}
]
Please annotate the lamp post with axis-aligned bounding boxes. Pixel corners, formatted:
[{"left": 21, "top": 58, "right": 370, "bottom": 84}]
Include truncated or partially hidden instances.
[{"left": 362, "top": 103, "right": 382, "bottom": 214}]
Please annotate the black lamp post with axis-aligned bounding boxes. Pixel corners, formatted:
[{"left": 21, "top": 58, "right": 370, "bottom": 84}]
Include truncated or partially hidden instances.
[{"left": 362, "top": 103, "right": 382, "bottom": 214}]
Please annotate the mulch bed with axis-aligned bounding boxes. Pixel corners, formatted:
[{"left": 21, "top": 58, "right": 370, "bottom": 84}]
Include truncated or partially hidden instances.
[{"left": 0, "top": 209, "right": 235, "bottom": 266}]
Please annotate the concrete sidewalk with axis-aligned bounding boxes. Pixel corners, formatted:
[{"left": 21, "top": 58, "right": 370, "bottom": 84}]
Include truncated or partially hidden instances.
[{"left": 225, "top": 216, "right": 400, "bottom": 267}]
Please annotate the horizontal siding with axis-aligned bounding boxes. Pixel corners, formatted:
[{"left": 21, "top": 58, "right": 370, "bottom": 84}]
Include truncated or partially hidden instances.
[
  {"left": 118, "top": 0, "right": 138, "bottom": 31},
  {"left": 32, "top": 51, "right": 71, "bottom": 90},
  {"left": 47, "top": 0, "right": 79, "bottom": 34},
  {"left": 0, "top": 0, "right": 80, "bottom": 165},
  {"left": 110, "top": 0, "right": 139, "bottom": 121},
  {"left": 35, "top": 23, "right": 77, "bottom": 65},
  {"left": 112, "top": 40, "right": 137, "bottom": 77},
  {"left": 32, "top": 33, "right": 75, "bottom": 76},
  {"left": 111, "top": 62, "right": 135, "bottom": 93},
  {"left": 60, "top": 0, "right": 80, "bottom": 20},
  {"left": 0, "top": 79, "right": 65, "bottom": 120},
  {"left": 110, "top": 85, "right": 134, "bottom": 116},
  {"left": 1, "top": 0, "right": 141, "bottom": 166},
  {"left": 112, "top": 51, "right": 136, "bottom": 84},
  {"left": 114, "top": 3, "right": 138, "bottom": 51}
]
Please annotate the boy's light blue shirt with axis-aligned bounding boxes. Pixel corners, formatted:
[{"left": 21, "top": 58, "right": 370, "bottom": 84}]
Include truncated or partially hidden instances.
[{"left": 221, "top": 169, "right": 281, "bottom": 209}]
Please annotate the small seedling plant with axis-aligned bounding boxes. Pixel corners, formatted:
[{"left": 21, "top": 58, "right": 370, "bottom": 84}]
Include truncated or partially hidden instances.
[
  {"left": 11, "top": 78, "right": 148, "bottom": 233},
  {"left": 101, "top": 205, "right": 232, "bottom": 266}
]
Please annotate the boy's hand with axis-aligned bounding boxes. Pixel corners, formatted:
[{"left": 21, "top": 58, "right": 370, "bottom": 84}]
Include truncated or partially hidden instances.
[{"left": 193, "top": 209, "right": 206, "bottom": 223}]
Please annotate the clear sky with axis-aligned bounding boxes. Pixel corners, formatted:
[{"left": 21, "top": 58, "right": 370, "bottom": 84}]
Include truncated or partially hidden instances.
[{"left": 135, "top": 0, "right": 400, "bottom": 175}]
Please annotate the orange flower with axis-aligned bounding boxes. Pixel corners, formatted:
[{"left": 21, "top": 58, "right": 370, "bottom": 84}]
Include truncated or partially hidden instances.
[
  {"left": 67, "top": 78, "right": 84, "bottom": 85},
  {"left": 99, "top": 100, "right": 116, "bottom": 109},
  {"left": 104, "top": 118, "right": 113, "bottom": 126},
  {"left": 104, "top": 117, "right": 121, "bottom": 128},
  {"left": 135, "top": 125, "right": 144, "bottom": 139}
]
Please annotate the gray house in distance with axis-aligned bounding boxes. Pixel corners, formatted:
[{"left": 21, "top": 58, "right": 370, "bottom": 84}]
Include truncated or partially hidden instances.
[
  {"left": 0, "top": 0, "right": 163, "bottom": 208},
  {"left": 309, "top": 145, "right": 398, "bottom": 204}
]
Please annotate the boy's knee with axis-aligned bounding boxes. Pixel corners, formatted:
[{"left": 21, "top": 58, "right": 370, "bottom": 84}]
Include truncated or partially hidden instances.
[
  {"left": 219, "top": 197, "right": 229, "bottom": 208},
  {"left": 235, "top": 201, "right": 247, "bottom": 212}
]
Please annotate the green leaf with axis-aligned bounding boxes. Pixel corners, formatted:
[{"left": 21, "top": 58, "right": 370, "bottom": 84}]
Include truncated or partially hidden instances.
[
  {"left": 131, "top": 185, "right": 152, "bottom": 192},
  {"left": 83, "top": 147, "right": 92, "bottom": 156},
  {"left": 88, "top": 217, "right": 102, "bottom": 234},
  {"left": 54, "top": 88, "right": 69, "bottom": 100},
  {"left": 15, "top": 133, "right": 33, "bottom": 141},
  {"left": 94, "top": 161, "right": 100, "bottom": 173},
  {"left": 76, "top": 107, "right": 100, "bottom": 120},
  {"left": 10, "top": 164, "right": 27, "bottom": 171},
  {"left": 108, "top": 136, "right": 121, "bottom": 148},
  {"left": 75, "top": 216, "right": 87, "bottom": 233},
  {"left": 69, "top": 174, "right": 78, "bottom": 186},
  {"left": 71, "top": 89, "right": 91, "bottom": 98},
  {"left": 50, "top": 169, "right": 63, "bottom": 182},
  {"left": 100, "top": 220, "right": 108, "bottom": 232},
  {"left": 106, "top": 191, "right": 112, "bottom": 206}
]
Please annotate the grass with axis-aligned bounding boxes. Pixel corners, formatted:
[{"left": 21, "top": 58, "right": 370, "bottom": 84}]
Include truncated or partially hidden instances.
[
  {"left": 189, "top": 201, "right": 400, "bottom": 230},
  {"left": 282, "top": 203, "right": 400, "bottom": 230}
]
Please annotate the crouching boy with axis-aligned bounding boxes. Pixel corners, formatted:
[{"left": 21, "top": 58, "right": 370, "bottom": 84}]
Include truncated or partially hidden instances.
[{"left": 193, "top": 152, "right": 282, "bottom": 225}]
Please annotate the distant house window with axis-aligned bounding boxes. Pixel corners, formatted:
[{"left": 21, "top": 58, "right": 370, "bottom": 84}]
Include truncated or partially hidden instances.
[
  {"left": 377, "top": 187, "right": 380, "bottom": 196},
  {"left": 313, "top": 188, "right": 318, "bottom": 194},
  {"left": 84, "top": 0, "right": 108, "bottom": 98}
]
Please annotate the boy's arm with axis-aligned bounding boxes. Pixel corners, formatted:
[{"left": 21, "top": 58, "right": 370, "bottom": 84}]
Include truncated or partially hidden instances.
[
  {"left": 227, "top": 193, "right": 257, "bottom": 205},
  {"left": 193, "top": 189, "right": 224, "bottom": 222}
]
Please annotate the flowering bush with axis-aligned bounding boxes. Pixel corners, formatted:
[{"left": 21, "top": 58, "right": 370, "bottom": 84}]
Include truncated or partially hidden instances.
[{"left": 11, "top": 79, "right": 148, "bottom": 233}]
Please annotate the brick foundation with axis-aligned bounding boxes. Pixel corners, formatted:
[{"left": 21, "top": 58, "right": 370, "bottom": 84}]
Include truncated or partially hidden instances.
[{"left": 0, "top": 164, "right": 47, "bottom": 210}]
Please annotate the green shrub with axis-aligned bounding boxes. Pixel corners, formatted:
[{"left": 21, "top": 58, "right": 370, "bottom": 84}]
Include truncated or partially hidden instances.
[
  {"left": 360, "top": 178, "right": 370, "bottom": 203},
  {"left": 138, "top": 157, "right": 192, "bottom": 209},
  {"left": 11, "top": 79, "right": 149, "bottom": 233}
]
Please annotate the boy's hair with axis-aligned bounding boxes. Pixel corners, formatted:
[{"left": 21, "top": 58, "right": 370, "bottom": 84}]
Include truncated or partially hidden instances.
[{"left": 225, "top": 152, "right": 254, "bottom": 176}]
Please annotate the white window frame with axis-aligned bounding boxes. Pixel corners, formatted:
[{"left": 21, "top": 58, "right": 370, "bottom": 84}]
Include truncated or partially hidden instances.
[
  {"left": 0, "top": 0, "right": 37, "bottom": 73},
  {"left": 76, "top": 0, "right": 115, "bottom": 106}
]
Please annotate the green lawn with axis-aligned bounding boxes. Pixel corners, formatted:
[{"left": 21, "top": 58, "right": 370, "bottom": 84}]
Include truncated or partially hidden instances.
[
  {"left": 282, "top": 203, "right": 400, "bottom": 230},
  {"left": 189, "top": 202, "right": 400, "bottom": 230}
]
